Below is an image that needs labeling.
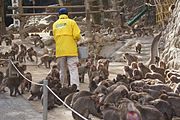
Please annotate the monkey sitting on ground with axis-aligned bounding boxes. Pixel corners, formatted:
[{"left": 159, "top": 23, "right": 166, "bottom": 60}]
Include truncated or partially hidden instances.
[
  {"left": 20, "top": 72, "right": 32, "bottom": 94},
  {"left": 78, "top": 63, "right": 90, "bottom": 83},
  {"left": 28, "top": 80, "right": 43, "bottom": 100},
  {"left": 138, "top": 62, "right": 151, "bottom": 78},
  {"left": 101, "top": 103, "right": 121, "bottom": 120},
  {"left": 149, "top": 64, "right": 165, "bottom": 77},
  {"left": 123, "top": 66, "right": 133, "bottom": 78},
  {"left": 26, "top": 47, "right": 38, "bottom": 63},
  {"left": 17, "top": 44, "right": 27, "bottom": 63},
  {"left": 123, "top": 53, "right": 138, "bottom": 66},
  {"left": 145, "top": 72, "right": 165, "bottom": 83},
  {"left": 135, "top": 42, "right": 142, "bottom": 54},
  {"left": 72, "top": 95, "right": 102, "bottom": 120},
  {"left": 4, "top": 63, "right": 26, "bottom": 96},
  {"left": 38, "top": 54, "right": 56, "bottom": 68},
  {"left": 132, "top": 69, "right": 143, "bottom": 80}
]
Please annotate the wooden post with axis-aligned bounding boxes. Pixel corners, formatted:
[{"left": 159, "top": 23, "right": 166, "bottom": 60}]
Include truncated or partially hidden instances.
[
  {"left": 84, "top": 0, "right": 92, "bottom": 37},
  {"left": 99, "top": 0, "right": 105, "bottom": 26},
  {"left": 0, "top": 0, "right": 6, "bottom": 37},
  {"left": 18, "top": 0, "right": 25, "bottom": 40}
]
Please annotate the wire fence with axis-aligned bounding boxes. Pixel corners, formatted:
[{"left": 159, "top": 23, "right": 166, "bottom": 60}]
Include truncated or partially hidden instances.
[{"left": 0, "top": 58, "right": 88, "bottom": 120}]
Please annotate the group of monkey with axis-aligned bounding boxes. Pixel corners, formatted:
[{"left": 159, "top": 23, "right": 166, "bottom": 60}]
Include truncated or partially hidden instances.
[
  {"left": 1, "top": 32, "right": 180, "bottom": 120},
  {"left": 0, "top": 33, "right": 56, "bottom": 68}
]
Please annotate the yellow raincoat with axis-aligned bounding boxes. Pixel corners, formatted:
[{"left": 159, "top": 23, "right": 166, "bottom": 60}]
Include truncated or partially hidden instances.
[{"left": 53, "top": 14, "right": 80, "bottom": 57}]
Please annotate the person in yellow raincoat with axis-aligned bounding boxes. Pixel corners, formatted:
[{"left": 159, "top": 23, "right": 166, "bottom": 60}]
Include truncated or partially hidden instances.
[{"left": 53, "top": 8, "right": 80, "bottom": 90}]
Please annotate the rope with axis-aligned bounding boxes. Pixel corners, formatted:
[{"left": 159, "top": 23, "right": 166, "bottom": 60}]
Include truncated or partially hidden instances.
[
  {"left": 9, "top": 60, "right": 43, "bottom": 86},
  {"left": 46, "top": 85, "right": 89, "bottom": 120}
]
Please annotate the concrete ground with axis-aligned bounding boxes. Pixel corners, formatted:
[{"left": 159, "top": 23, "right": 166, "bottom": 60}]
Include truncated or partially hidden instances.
[{"left": 0, "top": 93, "right": 42, "bottom": 120}]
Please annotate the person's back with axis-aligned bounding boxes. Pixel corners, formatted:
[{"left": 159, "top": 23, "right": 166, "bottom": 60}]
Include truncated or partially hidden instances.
[{"left": 53, "top": 8, "right": 80, "bottom": 90}]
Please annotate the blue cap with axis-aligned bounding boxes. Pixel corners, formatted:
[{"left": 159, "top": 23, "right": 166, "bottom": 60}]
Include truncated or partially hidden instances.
[{"left": 58, "top": 8, "right": 68, "bottom": 15}]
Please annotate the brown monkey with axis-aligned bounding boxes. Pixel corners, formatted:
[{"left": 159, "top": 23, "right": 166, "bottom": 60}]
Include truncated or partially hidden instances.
[
  {"left": 159, "top": 61, "right": 166, "bottom": 69},
  {"left": 41, "top": 88, "right": 55, "bottom": 110},
  {"left": 149, "top": 99, "right": 173, "bottom": 120},
  {"left": 72, "top": 95, "right": 102, "bottom": 120},
  {"left": 138, "top": 62, "right": 151, "bottom": 78},
  {"left": 131, "top": 62, "right": 138, "bottom": 70},
  {"left": 145, "top": 72, "right": 165, "bottom": 83},
  {"left": 169, "top": 75, "right": 180, "bottom": 83},
  {"left": 71, "top": 91, "right": 94, "bottom": 105},
  {"left": 149, "top": 64, "right": 165, "bottom": 77},
  {"left": 17, "top": 44, "right": 27, "bottom": 63},
  {"left": 136, "top": 103, "right": 165, "bottom": 120},
  {"left": 11, "top": 43, "right": 19, "bottom": 55},
  {"left": 28, "top": 80, "right": 43, "bottom": 100},
  {"left": 135, "top": 42, "right": 142, "bottom": 54},
  {"left": 155, "top": 56, "right": 160, "bottom": 66},
  {"left": 101, "top": 103, "right": 121, "bottom": 120},
  {"left": 38, "top": 54, "right": 56, "bottom": 68},
  {"left": 78, "top": 63, "right": 90, "bottom": 83},
  {"left": 20, "top": 72, "right": 32, "bottom": 94},
  {"left": 118, "top": 99, "right": 142, "bottom": 120},
  {"left": 132, "top": 69, "right": 143, "bottom": 80},
  {"left": 123, "top": 66, "right": 133, "bottom": 78},
  {"left": 26, "top": 47, "right": 38, "bottom": 63},
  {"left": 123, "top": 53, "right": 138, "bottom": 66}
]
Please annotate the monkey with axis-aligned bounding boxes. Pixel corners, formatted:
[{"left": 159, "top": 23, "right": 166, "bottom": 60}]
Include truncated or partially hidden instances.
[
  {"left": 94, "top": 84, "right": 109, "bottom": 95},
  {"left": 149, "top": 64, "right": 165, "bottom": 77},
  {"left": 169, "top": 4, "right": 175, "bottom": 13},
  {"left": 78, "top": 63, "right": 90, "bottom": 83},
  {"left": 155, "top": 56, "right": 160, "bottom": 66},
  {"left": 118, "top": 99, "right": 142, "bottom": 120},
  {"left": 41, "top": 88, "right": 55, "bottom": 110},
  {"left": 17, "top": 44, "right": 27, "bottom": 63},
  {"left": 104, "top": 85, "right": 129, "bottom": 107},
  {"left": 64, "top": 92, "right": 76, "bottom": 107},
  {"left": 160, "top": 95, "right": 180, "bottom": 117},
  {"left": 114, "top": 74, "right": 130, "bottom": 84},
  {"left": 72, "top": 95, "right": 102, "bottom": 120},
  {"left": 123, "top": 66, "right": 133, "bottom": 78},
  {"left": 143, "top": 84, "right": 173, "bottom": 92},
  {"left": 135, "top": 42, "right": 142, "bottom": 54},
  {"left": 132, "top": 69, "right": 143, "bottom": 80},
  {"left": 149, "top": 99, "right": 173, "bottom": 120},
  {"left": 145, "top": 72, "right": 165, "bottom": 83},
  {"left": 20, "top": 72, "right": 32, "bottom": 94},
  {"left": 26, "top": 47, "right": 38, "bottom": 63},
  {"left": 55, "top": 84, "right": 77, "bottom": 106},
  {"left": 138, "top": 62, "right": 151, "bottom": 78},
  {"left": 88, "top": 80, "right": 98, "bottom": 92},
  {"left": 11, "top": 43, "right": 19, "bottom": 55},
  {"left": 169, "top": 75, "right": 180, "bottom": 83},
  {"left": 38, "top": 54, "right": 56, "bottom": 68},
  {"left": 4, "top": 37, "right": 12, "bottom": 46},
  {"left": 101, "top": 103, "right": 121, "bottom": 120},
  {"left": 159, "top": 61, "right": 166, "bottom": 69},
  {"left": 71, "top": 91, "right": 94, "bottom": 106},
  {"left": 136, "top": 103, "right": 165, "bottom": 120},
  {"left": 4, "top": 63, "right": 26, "bottom": 96},
  {"left": 47, "top": 65, "right": 60, "bottom": 80},
  {"left": 28, "top": 80, "right": 43, "bottom": 100},
  {"left": 131, "top": 62, "right": 138, "bottom": 70},
  {"left": 97, "top": 63, "right": 109, "bottom": 80},
  {"left": 123, "top": 53, "right": 138, "bottom": 66},
  {"left": 97, "top": 59, "right": 110, "bottom": 71}
]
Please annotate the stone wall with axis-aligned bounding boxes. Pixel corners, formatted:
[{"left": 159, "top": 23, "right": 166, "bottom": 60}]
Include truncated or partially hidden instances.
[{"left": 161, "top": 0, "right": 180, "bottom": 69}]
